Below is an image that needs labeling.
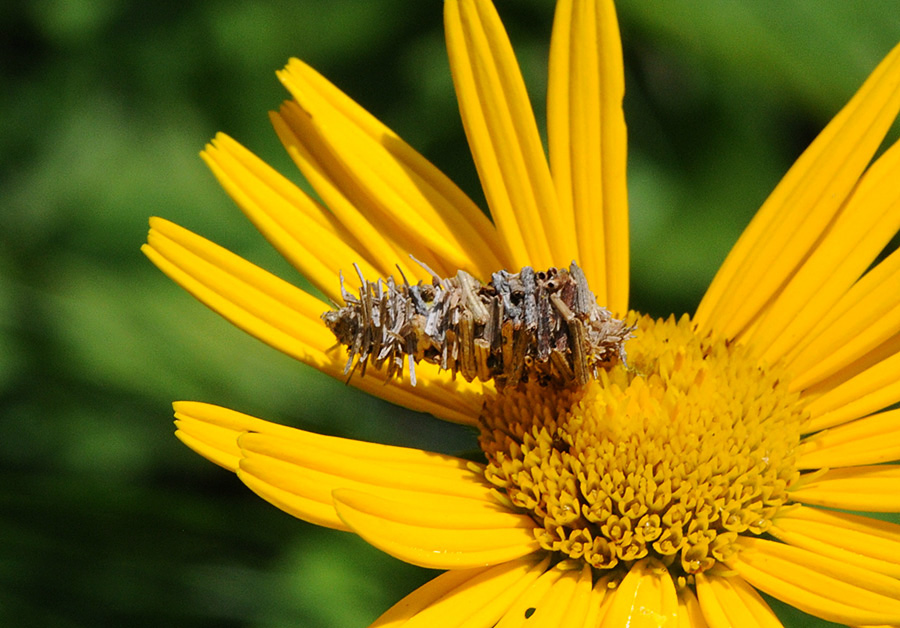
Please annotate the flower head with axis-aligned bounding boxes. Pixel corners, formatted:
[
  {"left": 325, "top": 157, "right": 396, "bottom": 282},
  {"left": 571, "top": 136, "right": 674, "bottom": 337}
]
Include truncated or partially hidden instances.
[{"left": 143, "top": 0, "right": 900, "bottom": 625}]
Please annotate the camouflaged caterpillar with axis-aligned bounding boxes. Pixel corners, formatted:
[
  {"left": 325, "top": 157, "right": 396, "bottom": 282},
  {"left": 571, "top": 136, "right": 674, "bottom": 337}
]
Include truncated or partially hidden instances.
[{"left": 322, "top": 262, "right": 633, "bottom": 389}]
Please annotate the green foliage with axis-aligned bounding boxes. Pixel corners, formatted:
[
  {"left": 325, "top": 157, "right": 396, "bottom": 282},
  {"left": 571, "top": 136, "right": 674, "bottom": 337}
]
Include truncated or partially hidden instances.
[{"left": 1, "top": 1, "right": 897, "bottom": 625}]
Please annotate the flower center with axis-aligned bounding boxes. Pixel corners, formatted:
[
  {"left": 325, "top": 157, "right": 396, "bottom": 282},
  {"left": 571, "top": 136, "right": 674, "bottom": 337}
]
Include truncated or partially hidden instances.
[{"left": 479, "top": 314, "right": 806, "bottom": 580}]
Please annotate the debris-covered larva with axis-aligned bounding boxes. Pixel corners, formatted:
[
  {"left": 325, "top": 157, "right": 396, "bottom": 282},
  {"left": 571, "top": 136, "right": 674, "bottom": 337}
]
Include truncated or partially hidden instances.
[{"left": 322, "top": 262, "right": 632, "bottom": 389}]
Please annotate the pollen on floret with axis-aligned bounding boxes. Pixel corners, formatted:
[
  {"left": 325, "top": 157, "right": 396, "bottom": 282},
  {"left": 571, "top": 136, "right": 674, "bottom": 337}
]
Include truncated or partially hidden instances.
[{"left": 479, "top": 314, "right": 807, "bottom": 582}]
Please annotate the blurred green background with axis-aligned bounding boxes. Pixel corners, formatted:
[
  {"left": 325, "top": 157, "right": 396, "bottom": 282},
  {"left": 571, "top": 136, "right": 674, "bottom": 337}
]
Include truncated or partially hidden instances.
[{"left": 2, "top": 1, "right": 899, "bottom": 626}]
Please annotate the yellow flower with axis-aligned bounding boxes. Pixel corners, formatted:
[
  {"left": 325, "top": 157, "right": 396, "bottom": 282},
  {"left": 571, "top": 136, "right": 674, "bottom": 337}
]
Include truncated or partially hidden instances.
[{"left": 143, "top": 0, "right": 900, "bottom": 625}]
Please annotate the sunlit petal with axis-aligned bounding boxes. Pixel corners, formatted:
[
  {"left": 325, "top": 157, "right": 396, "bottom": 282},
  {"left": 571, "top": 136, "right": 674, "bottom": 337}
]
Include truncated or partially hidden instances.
[
  {"left": 276, "top": 59, "right": 509, "bottom": 280},
  {"left": 333, "top": 488, "right": 540, "bottom": 569},
  {"left": 370, "top": 555, "right": 550, "bottom": 628},
  {"left": 445, "top": 0, "right": 574, "bottom": 270},
  {"left": 676, "top": 587, "right": 709, "bottom": 628},
  {"left": 770, "top": 506, "right": 900, "bottom": 578},
  {"left": 491, "top": 563, "right": 596, "bottom": 628},
  {"left": 600, "top": 559, "right": 678, "bottom": 628},
  {"left": 695, "top": 572, "right": 782, "bottom": 628},
  {"left": 786, "top": 245, "right": 900, "bottom": 391},
  {"left": 789, "top": 465, "right": 900, "bottom": 511},
  {"left": 270, "top": 102, "right": 430, "bottom": 281},
  {"left": 547, "top": 0, "right": 628, "bottom": 313},
  {"left": 174, "top": 402, "right": 494, "bottom": 530},
  {"left": 695, "top": 44, "right": 900, "bottom": 340},
  {"left": 200, "top": 133, "right": 382, "bottom": 302},
  {"left": 796, "top": 409, "right": 900, "bottom": 468},
  {"left": 749, "top": 136, "right": 900, "bottom": 363},
  {"left": 804, "top": 350, "right": 900, "bottom": 431},
  {"left": 729, "top": 536, "right": 900, "bottom": 625}
]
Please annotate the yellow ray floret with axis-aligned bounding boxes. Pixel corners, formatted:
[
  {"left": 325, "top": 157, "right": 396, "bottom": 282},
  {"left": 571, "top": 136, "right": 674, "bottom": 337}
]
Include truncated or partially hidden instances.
[
  {"left": 491, "top": 563, "right": 595, "bottom": 628},
  {"left": 547, "top": 0, "right": 629, "bottom": 314},
  {"left": 283, "top": 58, "right": 506, "bottom": 263},
  {"left": 694, "top": 573, "right": 781, "bottom": 628},
  {"left": 175, "top": 401, "right": 481, "bottom": 472},
  {"left": 174, "top": 402, "right": 519, "bottom": 534},
  {"left": 275, "top": 102, "right": 450, "bottom": 280},
  {"left": 237, "top": 437, "right": 507, "bottom": 530},
  {"left": 371, "top": 556, "right": 550, "bottom": 628},
  {"left": 269, "top": 104, "right": 430, "bottom": 282},
  {"left": 750, "top": 135, "right": 900, "bottom": 364},
  {"left": 788, "top": 465, "right": 900, "bottom": 511},
  {"left": 445, "top": 0, "right": 574, "bottom": 271},
  {"left": 144, "top": 220, "right": 484, "bottom": 424},
  {"left": 486, "top": 564, "right": 593, "bottom": 628},
  {"left": 796, "top": 409, "right": 900, "bottom": 468},
  {"left": 145, "top": 217, "right": 336, "bottom": 350},
  {"left": 803, "top": 350, "right": 900, "bottom": 432},
  {"left": 275, "top": 59, "right": 508, "bottom": 280},
  {"left": 786, "top": 248, "right": 900, "bottom": 392},
  {"left": 514, "top": 565, "right": 593, "bottom": 628},
  {"left": 332, "top": 488, "right": 540, "bottom": 569},
  {"left": 770, "top": 506, "right": 900, "bottom": 578},
  {"left": 695, "top": 43, "right": 900, "bottom": 340},
  {"left": 675, "top": 588, "right": 708, "bottom": 628},
  {"left": 600, "top": 559, "right": 678, "bottom": 628},
  {"left": 201, "top": 133, "right": 383, "bottom": 302},
  {"left": 729, "top": 536, "right": 900, "bottom": 625}
]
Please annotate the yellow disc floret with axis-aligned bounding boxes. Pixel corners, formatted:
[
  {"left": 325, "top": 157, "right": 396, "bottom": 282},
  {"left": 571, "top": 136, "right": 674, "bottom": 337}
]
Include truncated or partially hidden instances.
[{"left": 479, "top": 314, "right": 806, "bottom": 580}]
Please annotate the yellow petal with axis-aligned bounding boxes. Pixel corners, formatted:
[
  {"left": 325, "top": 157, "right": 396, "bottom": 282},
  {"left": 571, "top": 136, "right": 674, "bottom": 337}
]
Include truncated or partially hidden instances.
[
  {"left": 804, "top": 350, "right": 900, "bottom": 431},
  {"left": 594, "top": 581, "right": 617, "bottom": 626},
  {"left": 525, "top": 565, "right": 595, "bottom": 628},
  {"left": 371, "top": 555, "right": 550, "bottom": 628},
  {"left": 201, "top": 133, "right": 383, "bottom": 303},
  {"left": 676, "top": 588, "right": 709, "bottom": 628},
  {"left": 492, "top": 565, "right": 565, "bottom": 628},
  {"left": 493, "top": 563, "right": 595, "bottom": 628},
  {"left": 174, "top": 402, "right": 317, "bottom": 468},
  {"left": 276, "top": 60, "right": 509, "bottom": 280},
  {"left": 241, "top": 458, "right": 511, "bottom": 530},
  {"left": 694, "top": 573, "right": 782, "bottom": 628},
  {"left": 280, "top": 100, "right": 450, "bottom": 280},
  {"left": 695, "top": 43, "right": 900, "bottom": 340},
  {"left": 547, "top": 0, "right": 628, "bottom": 313},
  {"left": 786, "top": 245, "right": 900, "bottom": 391},
  {"left": 174, "top": 402, "right": 492, "bottom": 529},
  {"left": 770, "top": 506, "right": 900, "bottom": 579},
  {"left": 600, "top": 559, "right": 678, "bottom": 628},
  {"left": 580, "top": 578, "right": 615, "bottom": 628},
  {"left": 444, "top": 0, "right": 573, "bottom": 271},
  {"left": 239, "top": 460, "right": 343, "bottom": 529},
  {"left": 237, "top": 441, "right": 505, "bottom": 532},
  {"left": 370, "top": 567, "right": 496, "bottom": 628},
  {"left": 144, "top": 219, "right": 483, "bottom": 424},
  {"left": 175, "top": 412, "right": 247, "bottom": 472},
  {"left": 796, "top": 409, "right": 900, "bottom": 468},
  {"left": 749, "top": 135, "right": 900, "bottom": 363},
  {"left": 144, "top": 217, "right": 335, "bottom": 351},
  {"left": 788, "top": 465, "right": 900, "bottom": 512},
  {"left": 269, "top": 103, "right": 430, "bottom": 282},
  {"left": 332, "top": 488, "right": 539, "bottom": 569},
  {"left": 729, "top": 536, "right": 900, "bottom": 626},
  {"left": 239, "top": 432, "right": 491, "bottom": 495}
]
